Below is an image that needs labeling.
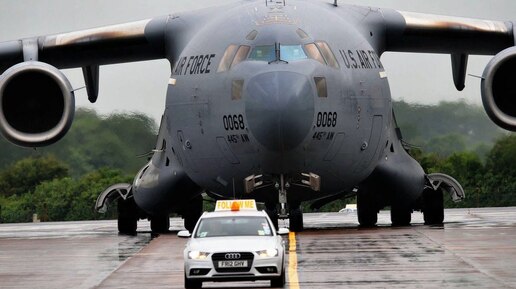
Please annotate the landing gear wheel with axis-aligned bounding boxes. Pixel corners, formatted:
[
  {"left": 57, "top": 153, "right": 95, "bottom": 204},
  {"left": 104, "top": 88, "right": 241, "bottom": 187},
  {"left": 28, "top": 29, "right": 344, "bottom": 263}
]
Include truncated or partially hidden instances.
[
  {"left": 184, "top": 195, "right": 203, "bottom": 233},
  {"left": 423, "top": 188, "right": 444, "bottom": 225},
  {"left": 289, "top": 206, "right": 303, "bottom": 232},
  {"left": 357, "top": 191, "right": 377, "bottom": 227},
  {"left": 270, "top": 267, "right": 286, "bottom": 287},
  {"left": 265, "top": 204, "right": 279, "bottom": 231},
  {"left": 117, "top": 197, "right": 138, "bottom": 235},
  {"left": 184, "top": 274, "right": 202, "bottom": 288},
  {"left": 150, "top": 215, "right": 170, "bottom": 233},
  {"left": 391, "top": 206, "right": 412, "bottom": 226}
]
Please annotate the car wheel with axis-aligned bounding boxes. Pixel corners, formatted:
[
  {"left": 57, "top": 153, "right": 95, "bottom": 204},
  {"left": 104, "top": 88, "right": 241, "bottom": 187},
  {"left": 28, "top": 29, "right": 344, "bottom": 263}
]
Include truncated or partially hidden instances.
[{"left": 270, "top": 267, "right": 285, "bottom": 288}]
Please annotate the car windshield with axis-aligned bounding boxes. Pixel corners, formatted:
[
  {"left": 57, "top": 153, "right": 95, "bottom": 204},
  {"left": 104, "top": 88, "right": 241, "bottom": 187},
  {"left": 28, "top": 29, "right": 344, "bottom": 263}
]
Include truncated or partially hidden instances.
[{"left": 194, "top": 216, "right": 273, "bottom": 238}]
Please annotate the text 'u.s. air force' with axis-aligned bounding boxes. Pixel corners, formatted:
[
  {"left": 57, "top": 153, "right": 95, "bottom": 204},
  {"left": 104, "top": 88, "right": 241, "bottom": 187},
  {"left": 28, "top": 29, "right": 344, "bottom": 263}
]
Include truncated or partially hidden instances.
[{"left": 173, "top": 54, "right": 216, "bottom": 76}]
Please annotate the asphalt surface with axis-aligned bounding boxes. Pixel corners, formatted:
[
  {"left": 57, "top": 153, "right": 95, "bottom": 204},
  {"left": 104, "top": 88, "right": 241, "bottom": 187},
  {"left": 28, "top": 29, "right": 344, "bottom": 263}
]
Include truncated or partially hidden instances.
[{"left": 1, "top": 208, "right": 516, "bottom": 288}]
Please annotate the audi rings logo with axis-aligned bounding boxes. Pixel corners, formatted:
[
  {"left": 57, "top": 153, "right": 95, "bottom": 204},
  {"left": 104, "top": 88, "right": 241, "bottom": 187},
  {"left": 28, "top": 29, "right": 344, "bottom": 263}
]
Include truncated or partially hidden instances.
[{"left": 224, "top": 253, "right": 241, "bottom": 260}]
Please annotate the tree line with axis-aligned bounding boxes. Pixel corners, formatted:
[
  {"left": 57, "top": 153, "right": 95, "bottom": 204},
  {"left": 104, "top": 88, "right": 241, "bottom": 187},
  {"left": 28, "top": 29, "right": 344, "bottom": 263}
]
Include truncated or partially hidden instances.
[{"left": 0, "top": 102, "right": 514, "bottom": 222}]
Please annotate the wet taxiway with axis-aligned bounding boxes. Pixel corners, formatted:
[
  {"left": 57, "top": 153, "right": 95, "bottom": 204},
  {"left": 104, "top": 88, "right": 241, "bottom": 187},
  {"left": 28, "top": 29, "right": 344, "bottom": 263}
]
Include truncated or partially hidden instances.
[{"left": 1, "top": 207, "right": 516, "bottom": 288}]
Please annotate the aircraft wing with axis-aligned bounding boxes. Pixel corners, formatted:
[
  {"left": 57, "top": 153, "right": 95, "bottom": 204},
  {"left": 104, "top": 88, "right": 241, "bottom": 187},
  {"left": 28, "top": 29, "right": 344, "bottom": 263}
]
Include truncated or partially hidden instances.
[
  {"left": 381, "top": 10, "right": 514, "bottom": 55},
  {"left": 0, "top": 15, "right": 186, "bottom": 147},
  {"left": 378, "top": 9, "right": 516, "bottom": 130},
  {"left": 0, "top": 17, "right": 171, "bottom": 73}
]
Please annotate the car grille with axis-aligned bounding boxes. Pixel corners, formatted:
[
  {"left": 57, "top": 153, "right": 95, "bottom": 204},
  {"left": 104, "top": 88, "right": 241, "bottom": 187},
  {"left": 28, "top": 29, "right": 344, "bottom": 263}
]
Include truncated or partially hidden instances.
[{"left": 212, "top": 252, "right": 254, "bottom": 272}]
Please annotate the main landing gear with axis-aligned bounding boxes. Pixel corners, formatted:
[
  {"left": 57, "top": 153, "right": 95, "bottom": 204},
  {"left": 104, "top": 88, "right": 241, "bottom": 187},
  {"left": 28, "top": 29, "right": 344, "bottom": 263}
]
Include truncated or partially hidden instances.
[
  {"left": 96, "top": 184, "right": 205, "bottom": 235},
  {"left": 182, "top": 195, "right": 204, "bottom": 233},
  {"left": 356, "top": 173, "right": 465, "bottom": 227},
  {"left": 423, "top": 173, "right": 465, "bottom": 225}
]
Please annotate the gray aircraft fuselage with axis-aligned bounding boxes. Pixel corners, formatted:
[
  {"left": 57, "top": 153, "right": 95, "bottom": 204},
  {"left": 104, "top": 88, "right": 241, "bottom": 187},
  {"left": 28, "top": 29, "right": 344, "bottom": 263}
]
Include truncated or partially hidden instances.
[
  {"left": 2, "top": 0, "right": 515, "bottom": 231},
  {"left": 133, "top": 1, "right": 413, "bottom": 216}
]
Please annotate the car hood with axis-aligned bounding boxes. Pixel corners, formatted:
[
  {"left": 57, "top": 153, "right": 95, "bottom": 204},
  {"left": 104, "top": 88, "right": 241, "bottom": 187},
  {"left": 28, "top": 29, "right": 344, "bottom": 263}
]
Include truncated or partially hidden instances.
[{"left": 187, "top": 236, "right": 279, "bottom": 253}]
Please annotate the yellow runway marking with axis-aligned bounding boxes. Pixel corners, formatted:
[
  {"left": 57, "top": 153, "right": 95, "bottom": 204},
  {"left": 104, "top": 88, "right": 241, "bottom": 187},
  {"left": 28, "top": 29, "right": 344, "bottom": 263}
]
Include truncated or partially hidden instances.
[{"left": 288, "top": 232, "right": 300, "bottom": 289}]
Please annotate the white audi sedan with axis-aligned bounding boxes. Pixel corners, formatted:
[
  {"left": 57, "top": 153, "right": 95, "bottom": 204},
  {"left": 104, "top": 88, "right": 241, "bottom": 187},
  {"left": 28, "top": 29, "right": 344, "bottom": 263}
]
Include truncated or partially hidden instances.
[{"left": 182, "top": 200, "right": 286, "bottom": 288}]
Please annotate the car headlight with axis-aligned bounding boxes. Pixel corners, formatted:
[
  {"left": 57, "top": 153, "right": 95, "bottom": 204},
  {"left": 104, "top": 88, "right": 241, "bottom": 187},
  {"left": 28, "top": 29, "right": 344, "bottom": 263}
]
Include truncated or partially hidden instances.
[
  {"left": 257, "top": 249, "right": 278, "bottom": 258},
  {"left": 188, "top": 251, "right": 210, "bottom": 260}
]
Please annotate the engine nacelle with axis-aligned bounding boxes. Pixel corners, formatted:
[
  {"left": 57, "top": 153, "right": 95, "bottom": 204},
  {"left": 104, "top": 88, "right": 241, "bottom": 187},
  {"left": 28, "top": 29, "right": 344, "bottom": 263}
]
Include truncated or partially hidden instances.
[
  {"left": 0, "top": 61, "right": 75, "bottom": 147},
  {"left": 481, "top": 47, "right": 516, "bottom": 132}
]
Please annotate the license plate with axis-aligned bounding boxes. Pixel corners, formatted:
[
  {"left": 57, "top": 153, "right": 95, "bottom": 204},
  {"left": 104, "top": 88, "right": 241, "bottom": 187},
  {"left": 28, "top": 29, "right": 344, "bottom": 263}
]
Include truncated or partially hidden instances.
[{"left": 218, "top": 260, "right": 248, "bottom": 268}]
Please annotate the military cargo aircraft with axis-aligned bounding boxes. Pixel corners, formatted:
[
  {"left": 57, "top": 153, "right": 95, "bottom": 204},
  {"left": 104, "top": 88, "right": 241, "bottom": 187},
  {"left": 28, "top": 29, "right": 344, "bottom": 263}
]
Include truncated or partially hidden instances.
[{"left": 1, "top": 0, "right": 514, "bottom": 234}]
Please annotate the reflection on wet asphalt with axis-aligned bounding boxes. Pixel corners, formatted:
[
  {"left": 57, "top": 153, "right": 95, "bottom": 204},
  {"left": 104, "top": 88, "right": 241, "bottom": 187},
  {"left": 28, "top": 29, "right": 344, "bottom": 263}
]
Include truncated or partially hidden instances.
[
  {"left": 1, "top": 208, "right": 516, "bottom": 288},
  {"left": 0, "top": 220, "right": 152, "bottom": 289}
]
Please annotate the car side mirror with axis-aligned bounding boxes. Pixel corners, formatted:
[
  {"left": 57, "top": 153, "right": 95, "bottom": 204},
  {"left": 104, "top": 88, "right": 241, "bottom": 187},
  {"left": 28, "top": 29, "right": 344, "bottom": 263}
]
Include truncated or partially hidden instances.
[
  {"left": 177, "top": 230, "right": 191, "bottom": 238},
  {"left": 277, "top": 228, "right": 290, "bottom": 235}
]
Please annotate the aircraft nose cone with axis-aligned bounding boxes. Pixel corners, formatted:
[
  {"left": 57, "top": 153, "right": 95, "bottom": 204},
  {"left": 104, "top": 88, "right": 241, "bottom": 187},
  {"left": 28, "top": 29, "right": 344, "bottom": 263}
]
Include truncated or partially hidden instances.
[{"left": 245, "top": 72, "right": 314, "bottom": 152}]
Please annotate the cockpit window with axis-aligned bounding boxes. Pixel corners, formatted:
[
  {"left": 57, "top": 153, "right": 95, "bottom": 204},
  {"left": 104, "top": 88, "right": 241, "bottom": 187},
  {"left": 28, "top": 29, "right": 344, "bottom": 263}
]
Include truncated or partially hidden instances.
[
  {"left": 231, "top": 45, "right": 251, "bottom": 68},
  {"left": 280, "top": 45, "right": 308, "bottom": 61},
  {"left": 249, "top": 44, "right": 308, "bottom": 62},
  {"left": 296, "top": 28, "right": 309, "bottom": 40},
  {"left": 315, "top": 41, "right": 340, "bottom": 69},
  {"left": 304, "top": 43, "right": 325, "bottom": 65},
  {"left": 249, "top": 45, "right": 276, "bottom": 62},
  {"left": 219, "top": 41, "right": 333, "bottom": 70},
  {"left": 217, "top": 44, "right": 239, "bottom": 72},
  {"left": 246, "top": 30, "right": 259, "bottom": 41}
]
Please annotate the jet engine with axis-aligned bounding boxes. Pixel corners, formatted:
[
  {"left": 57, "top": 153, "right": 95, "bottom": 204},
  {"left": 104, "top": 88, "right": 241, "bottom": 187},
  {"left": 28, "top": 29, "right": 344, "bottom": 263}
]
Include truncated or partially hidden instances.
[
  {"left": 0, "top": 61, "right": 75, "bottom": 147},
  {"left": 481, "top": 46, "right": 516, "bottom": 132}
]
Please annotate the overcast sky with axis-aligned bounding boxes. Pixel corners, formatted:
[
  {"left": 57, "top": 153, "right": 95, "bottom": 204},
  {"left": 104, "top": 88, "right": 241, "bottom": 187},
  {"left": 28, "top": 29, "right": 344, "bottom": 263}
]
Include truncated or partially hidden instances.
[{"left": 1, "top": 0, "right": 515, "bottom": 123}]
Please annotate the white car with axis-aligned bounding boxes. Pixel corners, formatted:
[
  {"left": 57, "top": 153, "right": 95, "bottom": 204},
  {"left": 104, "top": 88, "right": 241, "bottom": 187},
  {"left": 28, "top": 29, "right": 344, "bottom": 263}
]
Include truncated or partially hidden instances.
[{"left": 182, "top": 200, "right": 286, "bottom": 288}]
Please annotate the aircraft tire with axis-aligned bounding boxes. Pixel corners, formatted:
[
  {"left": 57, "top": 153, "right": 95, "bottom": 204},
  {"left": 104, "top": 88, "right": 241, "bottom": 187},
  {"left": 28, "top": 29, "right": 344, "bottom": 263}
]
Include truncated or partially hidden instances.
[
  {"left": 423, "top": 188, "right": 444, "bottom": 225},
  {"left": 391, "top": 206, "right": 412, "bottom": 226},
  {"left": 150, "top": 215, "right": 170, "bottom": 233},
  {"left": 117, "top": 197, "right": 138, "bottom": 235},
  {"left": 184, "top": 273, "right": 202, "bottom": 288},
  {"left": 289, "top": 206, "right": 303, "bottom": 232},
  {"left": 265, "top": 204, "right": 279, "bottom": 231},
  {"left": 184, "top": 195, "right": 203, "bottom": 233},
  {"left": 357, "top": 191, "right": 377, "bottom": 227}
]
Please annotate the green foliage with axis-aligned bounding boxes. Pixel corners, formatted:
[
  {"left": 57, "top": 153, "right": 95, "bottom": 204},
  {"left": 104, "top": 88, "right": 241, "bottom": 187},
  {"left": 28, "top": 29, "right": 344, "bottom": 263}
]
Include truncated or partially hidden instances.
[
  {"left": 0, "top": 109, "right": 157, "bottom": 177},
  {"left": 32, "top": 168, "right": 132, "bottom": 222},
  {"left": 0, "top": 155, "right": 69, "bottom": 197},
  {"left": 394, "top": 100, "right": 505, "bottom": 157},
  {"left": 0, "top": 194, "right": 34, "bottom": 223},
  {"left": 0, "top": 167, "right": 132, "bottom": 223}
]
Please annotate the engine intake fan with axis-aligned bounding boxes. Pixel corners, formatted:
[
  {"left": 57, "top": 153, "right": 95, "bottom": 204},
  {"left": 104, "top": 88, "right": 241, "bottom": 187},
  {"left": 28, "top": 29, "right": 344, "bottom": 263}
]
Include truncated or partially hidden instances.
[{"left": 0, "top": 61, "right": 75, "bottom": 147}]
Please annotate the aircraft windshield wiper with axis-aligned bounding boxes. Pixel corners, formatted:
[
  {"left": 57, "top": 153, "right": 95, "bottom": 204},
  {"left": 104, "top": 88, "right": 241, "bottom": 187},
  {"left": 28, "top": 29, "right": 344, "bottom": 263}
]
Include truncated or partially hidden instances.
[{"left": 268, "top": 43, "right": 289, "bottom": 64}]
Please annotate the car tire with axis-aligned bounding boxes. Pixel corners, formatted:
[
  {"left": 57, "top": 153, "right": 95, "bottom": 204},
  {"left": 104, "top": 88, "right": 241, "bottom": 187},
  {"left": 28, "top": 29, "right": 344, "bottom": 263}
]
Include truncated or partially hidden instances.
[
  {"left": 270, "top": 267, "right": 285, "bottom": 288},
  {"left": 184, "top": 274, "right": 202, "bottom": 289}
]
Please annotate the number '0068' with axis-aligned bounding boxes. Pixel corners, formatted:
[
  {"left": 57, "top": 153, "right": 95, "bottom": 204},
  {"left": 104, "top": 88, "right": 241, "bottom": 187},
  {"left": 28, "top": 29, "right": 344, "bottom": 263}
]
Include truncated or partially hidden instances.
[
  {"left": 316, "top": 112, "right": 337, "bottom": 127},
  {"left": 223, "top": 114, "right": 245, "bottom": 130}
]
